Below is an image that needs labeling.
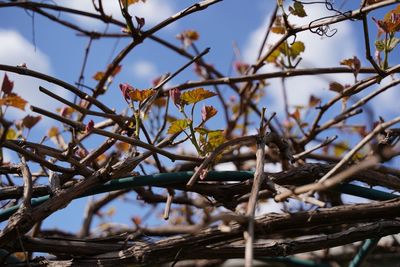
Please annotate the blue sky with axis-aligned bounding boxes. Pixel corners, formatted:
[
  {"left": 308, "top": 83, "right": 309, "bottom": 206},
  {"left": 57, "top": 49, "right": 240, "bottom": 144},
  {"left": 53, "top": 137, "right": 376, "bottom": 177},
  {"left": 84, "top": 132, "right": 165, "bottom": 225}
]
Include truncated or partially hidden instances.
[{"left": 1, "top": 0, "right": 400, "bottom": 234}]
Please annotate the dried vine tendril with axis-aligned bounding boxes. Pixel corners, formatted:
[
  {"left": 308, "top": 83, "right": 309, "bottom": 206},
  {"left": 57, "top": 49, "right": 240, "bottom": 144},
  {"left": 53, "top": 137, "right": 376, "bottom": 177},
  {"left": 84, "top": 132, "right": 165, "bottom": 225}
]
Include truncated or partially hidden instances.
[{"left": 293, "top": 0, "right": 355, "bottom": 37}]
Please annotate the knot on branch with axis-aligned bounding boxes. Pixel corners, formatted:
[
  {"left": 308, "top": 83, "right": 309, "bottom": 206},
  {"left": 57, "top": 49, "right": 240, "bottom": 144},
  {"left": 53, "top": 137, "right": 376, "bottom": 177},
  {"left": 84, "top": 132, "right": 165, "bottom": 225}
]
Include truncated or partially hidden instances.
[{"left": 264, "top": 132, "right": 294, "bottom": 163}]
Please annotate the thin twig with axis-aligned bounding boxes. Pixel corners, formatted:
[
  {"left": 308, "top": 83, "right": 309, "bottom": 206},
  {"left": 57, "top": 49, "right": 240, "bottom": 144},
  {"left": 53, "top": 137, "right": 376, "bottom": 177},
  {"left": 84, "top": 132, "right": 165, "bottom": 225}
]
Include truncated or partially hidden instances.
[
  {"left": 244, "top": 108, "right": 267, "bottom": 267},
  {"left": 186, "top": 135, "right": 257, "bottom": 187},
  {"left": 277, "top": 157, "right": 380, "bottom": 201},
  {"left": 276, "top": 116, "right": 400, "bottom": 201},
  {"left": 19, "top": 156, "right": 33, "bottom": 210},
  {"left": 293, "top": 135, "right": 338, "bottom": 161}
]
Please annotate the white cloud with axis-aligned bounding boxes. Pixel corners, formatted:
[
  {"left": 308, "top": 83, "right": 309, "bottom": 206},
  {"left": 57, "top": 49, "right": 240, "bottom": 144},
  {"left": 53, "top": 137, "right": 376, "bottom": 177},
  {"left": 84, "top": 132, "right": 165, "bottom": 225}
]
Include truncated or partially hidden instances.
[
  {"left": 55, "top": 0, "right": 176, "bottom": 29},
  {"left": 214, "top": 162, "right": 236, "bottom": 171},
  {"left": 257, "top": 200, "right": 283, "bottom": 215},
  {"left": 243, "top": 4, "right": 358, "bottom": 112},
  {"left": 132, "top": 60, "right": 158, "bottom": 80},
  {"left": 0, "top": 29, "right": 70, "bottom": 126},
  {"left": 368, "top": 74, "right": 400, "bottom": 117},
  {"left": 0, "top": 29, "right": 50, "bottom": 73}
]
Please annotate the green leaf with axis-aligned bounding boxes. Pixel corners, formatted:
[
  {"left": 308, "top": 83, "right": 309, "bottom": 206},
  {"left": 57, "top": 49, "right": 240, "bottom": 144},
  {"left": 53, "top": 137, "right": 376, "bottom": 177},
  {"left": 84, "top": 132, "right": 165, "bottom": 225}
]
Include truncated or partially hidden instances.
[
  {"left": 375, "top": 40, "right": 385, "bottom": 51},
  {"left": 289, "top": 2, "right": 307, "bottom": 17},
  {"left": 208, "top": 130, "right": 226, "bottom": 149},
  {"left": 334, "top": 141, "right": 349, "bottom": 157},
  {"left": 387, "top": 37, "right": 400, "bottom": 52},
  {"left": 271, "top": 16, "right": 286, "bottom": 34},
  {"left": 6, "top": 128, "right": 16, "bottom": 140},
  {"left": 167, "top": 119, "right": 189, "bottom": 134},
  {"left": 266, "top": 49, "right": 281, "bottom": 63},
  {"left": 181, "top": 88, "right": 216, "bottom": 105},
  {"left": 290, "top": 41, "right": 305, "bottom": 58},
  {"left": 271, "top": 26, "right": 286, "bottom": 34},
  {"left": 194, "top": 127, "right": 209, "bottom": 135}
]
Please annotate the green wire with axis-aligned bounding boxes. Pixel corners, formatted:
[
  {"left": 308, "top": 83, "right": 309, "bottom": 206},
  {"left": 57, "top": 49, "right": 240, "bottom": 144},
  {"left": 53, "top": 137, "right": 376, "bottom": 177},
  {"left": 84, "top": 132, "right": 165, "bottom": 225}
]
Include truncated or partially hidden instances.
[
  {"left": 0, "top": 171, "right": 253, "bottom": 222},
  {"left": 0, "top": 171, "right": 398, "bottom": 266},
  {"left": 258, "top": 256, "right": 330, "bottom": 267},
  {"left": 348, "top": 238, "right": 380, "bottom": 267},
  {"left": 0, "top": 171, "right": 398, "bottom": 223}
]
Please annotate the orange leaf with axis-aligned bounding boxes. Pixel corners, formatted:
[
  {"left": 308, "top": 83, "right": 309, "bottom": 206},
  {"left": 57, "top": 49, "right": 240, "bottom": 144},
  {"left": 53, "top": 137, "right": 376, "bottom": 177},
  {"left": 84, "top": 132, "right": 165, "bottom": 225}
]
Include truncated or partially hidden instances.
[
  {"left": 308, "top": 95, "right": 321, "bottom": 107},
  {"left": 290, "top": 108, "right": 301, "bottom": 120},
  {"left": 132, "top": 216, "right": 141, "bottom": 225},
  {"left": 96, "top": 153, "right": 107, "bottom": 164},
  {"left": 128, "top": 88, "right": 155, "bottom": 102},
  {"left": 329, "top": 82, "right": 344, "bottom": 93},
  {"left": 48, "top": 127, "right": 59, "bottom": 138},
  {"left": 176, "top": 30, "right": 200, "bottom": 47},
  {"left": 181, "top": 88, "right": 216, "bottom": 105},
  {"left": 154, "top": 97, "right": 167, "bottom": 107},
  {"left": 201, "top": 105, "right": 217, "bottom": 121},
  {"left": 93, "top": 65, "right": 121, "bottom": 81},
  {"left": 57, "top": 106, "right": 75, "bottom": 118},
  {"left": 185, "top": 30, "right": 199, "bottom": 41},
  {"left": 0, "top": 93, "right": 27, "bottom": 111},
  {"left": 340, "top": 56, "right": 361, "bottom": 77},
  {"left": 22, "top": 115, "right": 41, "bottom": 129},
  {"left": 121, "top": 0, "right": 143, "bottom": 7},
  {"left": 93, "top": 71, "right": 104, "bottom": 81},
  {"left": 116, "top": 141, "right": 130, "bottom": 152}
]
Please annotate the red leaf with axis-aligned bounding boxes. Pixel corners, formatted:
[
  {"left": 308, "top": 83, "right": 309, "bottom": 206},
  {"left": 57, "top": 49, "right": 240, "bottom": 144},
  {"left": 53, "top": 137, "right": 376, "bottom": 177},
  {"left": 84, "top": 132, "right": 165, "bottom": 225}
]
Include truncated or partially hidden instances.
[
  {"left": 169, "top": 88, "right": 182, "bottom": 108},
  {"left": 1, "top": 73, "right": 14, "bottom": 95},
  {"left": 135, "top": 16, "right": 145, "bottom": 30},
  {"left": 152, "top": 76, "right": 163, "bottom": 87},
  {"left": 119, "top": 83, "right": 133, "bottom": 103},
  {"left": 234, "top": 61, "right": 250, "bottom": 75},
  {"left": 85, "top": 120, "right": 94, "bottom": 133}
]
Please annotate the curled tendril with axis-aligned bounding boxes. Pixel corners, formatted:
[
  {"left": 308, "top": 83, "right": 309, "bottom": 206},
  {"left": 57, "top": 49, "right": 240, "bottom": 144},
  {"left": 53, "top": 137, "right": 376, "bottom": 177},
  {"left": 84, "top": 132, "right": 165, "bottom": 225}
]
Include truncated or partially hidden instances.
[
  {"left": 294, "top": 0, "right": 355, "bottom": 38},
  {"left": 309, "top": 22, "right": 337, "bottom": 37}
]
